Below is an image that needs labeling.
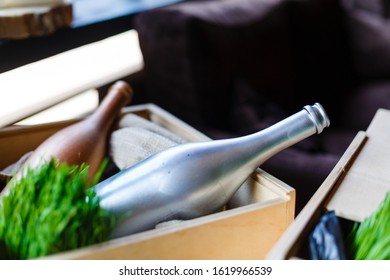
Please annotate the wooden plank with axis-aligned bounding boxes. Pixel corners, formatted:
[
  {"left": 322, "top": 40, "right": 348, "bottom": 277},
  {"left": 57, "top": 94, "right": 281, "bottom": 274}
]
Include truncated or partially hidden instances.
[
  {"left": 47, "top": 198, "right": 293, "bottom": 260},
  {"left": 15, "top": 89, "right": 99, "bottom": 125},
  {"left": 267, "top": 108, "right": 390, "bottom": 260},
  {"left": 267, "top": 131, "right": 367, "bottom": 259},
  {"left": 0, "top": 29, "right": 143, "bottom": 128},
  {"left": 326, "top": 109, "right": 390, "bottom": 222},
  {"left": 0, "top": 0, "right": 65, "bottom": 7},
  {"left": 0, "top": 2, "right": 72, "bottom": 39}
]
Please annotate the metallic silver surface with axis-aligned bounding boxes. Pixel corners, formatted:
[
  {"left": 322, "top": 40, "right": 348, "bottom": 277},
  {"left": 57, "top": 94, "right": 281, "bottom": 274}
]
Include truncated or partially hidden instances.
[
  {"left": 94, "top": 103, "right": 330, "bottom": 238},
  {"left": 304, "top": 103, "right": 330, "bottom": 134}
]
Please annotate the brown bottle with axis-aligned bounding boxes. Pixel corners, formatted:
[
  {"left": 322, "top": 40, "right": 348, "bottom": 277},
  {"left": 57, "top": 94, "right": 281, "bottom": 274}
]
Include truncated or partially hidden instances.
[{"left": 1, "top": 80, "right": 132, "bottom": 195}]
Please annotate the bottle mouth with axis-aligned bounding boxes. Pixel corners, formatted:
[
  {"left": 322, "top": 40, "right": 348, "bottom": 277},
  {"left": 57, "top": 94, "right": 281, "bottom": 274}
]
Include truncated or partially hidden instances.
[{"left": 304, "top": 103, "right": 330, "bottom": 134}]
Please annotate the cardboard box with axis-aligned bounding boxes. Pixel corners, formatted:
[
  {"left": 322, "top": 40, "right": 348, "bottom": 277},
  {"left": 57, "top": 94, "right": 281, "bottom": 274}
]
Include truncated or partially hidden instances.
[
  {"left": 268, "top": 108, "right": 390, "bottom": 259},
  {"left": 0, "top": 103, "right": 295, "bottom": 259}
]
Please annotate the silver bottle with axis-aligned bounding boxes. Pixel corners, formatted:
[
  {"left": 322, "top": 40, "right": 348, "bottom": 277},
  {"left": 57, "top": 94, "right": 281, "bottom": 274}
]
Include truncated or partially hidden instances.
[{"left": 94, "top": 103, "right": 330, "bottom": 238}]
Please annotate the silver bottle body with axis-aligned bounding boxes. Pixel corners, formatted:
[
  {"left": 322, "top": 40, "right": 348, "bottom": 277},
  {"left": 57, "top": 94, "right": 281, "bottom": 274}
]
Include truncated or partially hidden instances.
[{"left": 93, "top": 103, "right": 330, "bottom": 238}]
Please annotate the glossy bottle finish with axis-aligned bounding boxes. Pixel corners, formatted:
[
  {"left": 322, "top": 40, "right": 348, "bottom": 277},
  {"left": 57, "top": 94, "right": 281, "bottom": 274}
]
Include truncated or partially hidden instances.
[
  {"left": 1, "top": 81, "right": 132, "bottom": 196},
  {"left": 94, "top": 103, "right": 330, "bottom": 238}
]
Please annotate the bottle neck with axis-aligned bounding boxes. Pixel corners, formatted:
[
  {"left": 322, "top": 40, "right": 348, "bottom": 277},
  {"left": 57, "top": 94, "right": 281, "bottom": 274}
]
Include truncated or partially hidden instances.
[
  {"left": 88, "top": 81, "right": 132, "bottom": 130},
  {"left": 229, "top": 104, "right": 329, "bottom": 170}
]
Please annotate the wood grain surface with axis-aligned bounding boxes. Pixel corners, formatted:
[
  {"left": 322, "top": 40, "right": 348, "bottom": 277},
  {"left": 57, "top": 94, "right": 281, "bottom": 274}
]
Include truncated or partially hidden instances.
[{"left": 0, "top": 3, "right": 72, "bottom": 39}]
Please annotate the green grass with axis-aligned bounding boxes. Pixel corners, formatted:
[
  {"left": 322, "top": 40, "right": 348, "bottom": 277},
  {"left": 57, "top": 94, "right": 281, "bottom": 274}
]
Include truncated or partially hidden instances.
[
  {"left": 351, "top": 191, "right": 390, "bottom": 260},
  {"left": 0, "top": 159, "right": 115, "bottom": 259}
]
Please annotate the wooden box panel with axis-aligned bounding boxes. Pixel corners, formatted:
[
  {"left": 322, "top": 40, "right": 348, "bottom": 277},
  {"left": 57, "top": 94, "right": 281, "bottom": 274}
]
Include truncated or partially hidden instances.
[
  {"left": 0, "top": 103, "right": 295, "bottom": 259},
  {"left": 268, "top": 108, "right": 390, "bottom": 259}
]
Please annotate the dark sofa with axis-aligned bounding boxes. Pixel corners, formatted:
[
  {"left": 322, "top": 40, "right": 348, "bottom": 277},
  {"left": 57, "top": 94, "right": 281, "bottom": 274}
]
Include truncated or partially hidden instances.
[{"left": 132, "top": 0, "right": 390, "bottom": 213}]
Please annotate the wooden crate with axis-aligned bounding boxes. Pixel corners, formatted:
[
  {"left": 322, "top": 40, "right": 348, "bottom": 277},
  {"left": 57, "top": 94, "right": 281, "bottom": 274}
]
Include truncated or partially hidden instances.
[
  {"left": 0, "top": 103, "right": 295, "bottom": 260},
  {"left": 268, "top": 108, "right": 390, "bottom": 259}
]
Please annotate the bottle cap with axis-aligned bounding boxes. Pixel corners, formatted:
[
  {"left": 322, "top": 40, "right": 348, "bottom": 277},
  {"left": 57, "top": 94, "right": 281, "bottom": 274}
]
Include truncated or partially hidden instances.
[{"left": 304, "top": 103, "right": 330, "bottom": 134}]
